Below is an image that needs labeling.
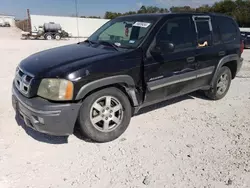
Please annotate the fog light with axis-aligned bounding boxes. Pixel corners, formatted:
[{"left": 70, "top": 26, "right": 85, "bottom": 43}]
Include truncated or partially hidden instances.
[{"left": 38, "top": 117, "right": 44, "bottom": 124}]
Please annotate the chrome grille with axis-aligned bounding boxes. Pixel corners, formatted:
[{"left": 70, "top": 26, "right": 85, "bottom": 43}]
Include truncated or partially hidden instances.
[{"left": 15, "top": 68, "right": 33, "bottom": 95}]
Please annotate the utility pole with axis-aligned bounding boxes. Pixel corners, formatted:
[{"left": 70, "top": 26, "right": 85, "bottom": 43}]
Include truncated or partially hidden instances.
[
  {"left": 27, "top": 9, "right": 31, "bottom": 32},
  {"left": 75, "top": 0, "right": 80, "bottom": 40}
]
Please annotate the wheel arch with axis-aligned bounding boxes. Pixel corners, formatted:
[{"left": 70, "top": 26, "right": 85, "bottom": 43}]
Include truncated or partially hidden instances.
[
  {"left": 222, "top": 60, "right": 237, "bottom": 79},
  {"left": 75, "top": 75, "right": 139, "bottom": 107},
  {"left": 211, "top": 54, "right": 239, "bottom": 85}
]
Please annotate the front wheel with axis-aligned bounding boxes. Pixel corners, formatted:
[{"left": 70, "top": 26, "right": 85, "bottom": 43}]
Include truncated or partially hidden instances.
[
  {"left": 77, "top": 87, "right": 132, "bottom": 143},
  {"left": 54, "top": 33, "right": 61, "bottom": 40},
  {"left": 205, "top": 66, "right": 232, "bottom": 100}
]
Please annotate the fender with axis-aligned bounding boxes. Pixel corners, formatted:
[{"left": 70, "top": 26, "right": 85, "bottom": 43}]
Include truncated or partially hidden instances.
[
  {"left": 75, "top": 75, "right": 139, "bottom": 106},
  {"left": 211, "top": 54, "right": 240, "bottom": 85}
]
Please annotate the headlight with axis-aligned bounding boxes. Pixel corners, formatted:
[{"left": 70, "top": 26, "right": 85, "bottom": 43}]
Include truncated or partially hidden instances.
[{"left": 37, "top": 79, "right": 74, "bottom": 101}]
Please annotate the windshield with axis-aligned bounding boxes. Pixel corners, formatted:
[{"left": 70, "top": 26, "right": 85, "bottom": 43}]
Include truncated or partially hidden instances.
[{"left": 88, "top": 18, "right": 155, "bottom": 49}]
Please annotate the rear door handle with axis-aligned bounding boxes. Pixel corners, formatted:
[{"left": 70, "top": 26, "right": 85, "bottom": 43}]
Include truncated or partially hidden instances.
[
  {"left": 218, "top": 51, "right": 226, "bottom": 56},
  {"left": 186, "top": 57, "right": 195, "bottom": 63}
]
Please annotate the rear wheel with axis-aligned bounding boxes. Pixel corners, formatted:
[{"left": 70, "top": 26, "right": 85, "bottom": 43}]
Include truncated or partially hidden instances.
[
  {"left": 205, "top": 66, "right": 232, "bottom": 100},
  {"left": 77, "top": 87, "right": 132, "bottom": 143},
  {"left": 44, "top": 33, "right": 53, "bottom": 40}
]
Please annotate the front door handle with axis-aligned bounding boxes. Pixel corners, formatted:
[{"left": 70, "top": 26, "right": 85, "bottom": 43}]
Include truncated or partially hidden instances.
[
  {"left": 186, "top": 57, "right": 195, "bottom": 63},
  {"left": 218, "top": 51, "right": 226, "bottom": 56}
]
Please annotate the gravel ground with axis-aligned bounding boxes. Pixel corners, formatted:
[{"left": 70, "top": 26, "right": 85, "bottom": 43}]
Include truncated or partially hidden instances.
[{"left": 0, "top": 27, "right": 250, "bottom": 188}]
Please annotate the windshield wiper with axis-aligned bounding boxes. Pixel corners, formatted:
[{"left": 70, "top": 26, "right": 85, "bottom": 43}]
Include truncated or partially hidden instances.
[
  {"left": 78, "top": 39, "right": 96, "bottom": 46},
  {"left": 97, "top": 41, "right": 119, "bottom": 51}
]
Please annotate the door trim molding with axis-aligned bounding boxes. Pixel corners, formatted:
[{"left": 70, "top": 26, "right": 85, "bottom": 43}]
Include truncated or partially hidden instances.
[{"left": 147, "top": 66, "right": 215, "bottom": 91}]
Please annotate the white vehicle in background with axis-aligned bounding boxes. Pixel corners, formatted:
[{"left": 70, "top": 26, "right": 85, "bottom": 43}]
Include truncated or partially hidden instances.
[{"left": 0, "top": 21, "right": 11, "bottom": 27}]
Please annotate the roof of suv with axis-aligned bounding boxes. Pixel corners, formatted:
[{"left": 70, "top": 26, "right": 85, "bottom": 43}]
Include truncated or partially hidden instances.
[{"left": 117, "top": 12, "right": 233, "bottom": 20}]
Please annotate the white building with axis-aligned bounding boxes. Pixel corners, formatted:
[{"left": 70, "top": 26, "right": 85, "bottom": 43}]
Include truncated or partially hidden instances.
[
  {"left": 30, "top": 15, "right": 110, "bottom": 37},
  {"left": 0, "top": 14, "right": 15, "bottom": 26}
]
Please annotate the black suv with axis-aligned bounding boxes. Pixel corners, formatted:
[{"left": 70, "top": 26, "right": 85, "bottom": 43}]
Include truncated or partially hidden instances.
[{"left": 12, "top": 13, "right": 243, "bottom": 142}]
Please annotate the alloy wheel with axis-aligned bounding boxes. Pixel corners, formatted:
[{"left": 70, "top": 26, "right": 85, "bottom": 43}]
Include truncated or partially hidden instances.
[
  {"left": 90, "top": 96, "right": 124, "bottom": 132},
  {"left": 217, "top": 73, "right": 229, "bottom": 95}
]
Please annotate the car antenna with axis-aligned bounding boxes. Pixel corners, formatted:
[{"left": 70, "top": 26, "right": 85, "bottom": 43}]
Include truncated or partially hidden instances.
[{"left": 75, "top": 0, "right": 80, "bottom": 43}]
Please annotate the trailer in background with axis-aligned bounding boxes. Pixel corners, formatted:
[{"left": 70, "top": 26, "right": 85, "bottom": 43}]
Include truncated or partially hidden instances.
[{"left": 21, "top": 22, "right": 69, "bottom": 40}]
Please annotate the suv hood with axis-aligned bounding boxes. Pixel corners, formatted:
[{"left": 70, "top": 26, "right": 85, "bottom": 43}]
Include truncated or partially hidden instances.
[{"left": 19, "top": 44, "right": 114, "bottom": 77}]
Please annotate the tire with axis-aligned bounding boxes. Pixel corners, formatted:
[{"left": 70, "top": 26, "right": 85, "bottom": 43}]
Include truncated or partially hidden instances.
[
  {"left": 205, "top": 66, "right": 232, "bottom": 100},
  {"left": 77, "top": 87, "right": 132, "bottom": 143},
  {"left": 44, "top": 33, "right": 53, "bottom": 40},
  {"left": 54, "top": 33, "right": 61, "bottom": 40}
]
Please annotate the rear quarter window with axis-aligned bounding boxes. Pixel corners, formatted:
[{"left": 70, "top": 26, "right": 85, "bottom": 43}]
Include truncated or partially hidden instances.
[
  {"left": 218, "top": 17, "right": 238, "bottom": 43},
  {"left": 212, "top": 18, "right": 221, "bottom": 44}
]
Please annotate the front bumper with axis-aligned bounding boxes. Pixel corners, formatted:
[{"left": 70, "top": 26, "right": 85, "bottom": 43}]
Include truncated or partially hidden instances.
[{"left": 12, "top": 86, "right": 81, "bottom": 136}]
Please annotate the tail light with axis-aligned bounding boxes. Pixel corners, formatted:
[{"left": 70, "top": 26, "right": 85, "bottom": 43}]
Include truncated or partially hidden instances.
[{"left": 240, "top": 40, "right": 244, "bottom": 54}]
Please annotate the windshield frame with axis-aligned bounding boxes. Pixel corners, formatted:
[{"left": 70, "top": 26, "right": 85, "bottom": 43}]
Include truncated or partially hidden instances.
[{"left": 88, "top": 16, "right": 159, "bottom": 50}]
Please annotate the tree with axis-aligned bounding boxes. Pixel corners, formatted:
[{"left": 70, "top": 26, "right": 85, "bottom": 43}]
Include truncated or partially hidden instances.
[
  {"left": 123, "top": 11, "right": 137, "bottom": 16},
  {"left": 210, "top": 0, "right": 250, "bottom": 27},
  {"left": 137, "top": 6, "right": 147, "bottom": 14},
  {"left": 104, "top": 12, "right": 122, "bottom": 19},
  {"left": 80, "top": 16, "right": 101, "bottom": 18},
  {"left": 137, "top": 6, "right": 168, "bottom": 14},
  {"left": 88, "top": 16, "right": 101, "bottom": 19},
  {"left": 233, "top": 0, "right": 250, "bottom": 27},
  {"left": 104, "top": 5, "right": 168, "bottom": 19},
  {"left": 170, "top": 6, "right": 195, "bottom": 12},
  {"left": 196, "top": 5, "right": 212, "bottom": 12},
  {"left": 103, "top": 0, "right": 250, "bottom": 27},
  {"left": 212, "top": 0, "right": 236, "bottom": 16},
  {"left": 159, "top": 8, "right": 169, "bottom": 13}
]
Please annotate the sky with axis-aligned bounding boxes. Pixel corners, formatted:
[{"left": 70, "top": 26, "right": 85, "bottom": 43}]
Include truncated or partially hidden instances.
[{"left": 0, "top": 0, "right": 220, "bottom": 19}]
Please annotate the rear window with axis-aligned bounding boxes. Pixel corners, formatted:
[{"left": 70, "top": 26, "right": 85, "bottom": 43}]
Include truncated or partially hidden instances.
[{"left": 218, "top": 17, "right": 238, "bottom": 43}]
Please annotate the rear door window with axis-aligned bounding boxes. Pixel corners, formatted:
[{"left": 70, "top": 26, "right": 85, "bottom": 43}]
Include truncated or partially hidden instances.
[
  {"left": 193, "top": 17, "right": 212, "bottom": 47},
  {"left": 197, "top": 21, "right": 212, "bottom": 45}
]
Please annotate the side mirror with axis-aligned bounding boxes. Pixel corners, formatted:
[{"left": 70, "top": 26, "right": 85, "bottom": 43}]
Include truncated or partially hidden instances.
[
  {"left": 161, "top": 42, "right": 175, "bottom": 53},
  {"left": 151, "top": 41, "right": 175, "bottom": 56}
]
